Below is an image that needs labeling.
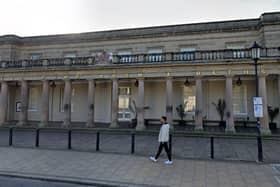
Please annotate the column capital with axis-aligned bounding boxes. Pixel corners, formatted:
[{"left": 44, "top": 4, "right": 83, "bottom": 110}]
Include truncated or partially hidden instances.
[
  {"left": 166, "top": 76, "right": 173, "bottom": 81},
  {"left": 194, "top": 75, "right": 203, "bottom": 79},
  {"left": 225, "top": 74, "right": 234, "bottom": 78}
]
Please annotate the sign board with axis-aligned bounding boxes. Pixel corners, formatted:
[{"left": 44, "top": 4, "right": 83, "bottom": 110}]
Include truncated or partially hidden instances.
[{"left": 253, "top": 97, "right": 263, "bottom": 118}]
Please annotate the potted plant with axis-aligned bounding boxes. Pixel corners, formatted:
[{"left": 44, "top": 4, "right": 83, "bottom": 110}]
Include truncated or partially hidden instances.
[
  {"left": 268, "top": 106, "right": 279, "bottom": 130},
  {"left": 176, "top": 102, "right": 188, "bottom": 126},
  {"left": 212, "top": 99, "right": 226, "bottom": 127}
]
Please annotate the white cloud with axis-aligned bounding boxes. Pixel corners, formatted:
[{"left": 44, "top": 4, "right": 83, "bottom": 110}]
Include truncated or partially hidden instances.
[{"left": 0, "top": 0, "right": 279, "bottom": 36}]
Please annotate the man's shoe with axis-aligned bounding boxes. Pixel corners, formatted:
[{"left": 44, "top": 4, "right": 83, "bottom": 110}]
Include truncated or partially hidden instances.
[
  {"left": 164, "top": 160, "right": 173, "bottom": 165},
  {"left": 149, "top": 156, "right": 157, "bottom": 162}
]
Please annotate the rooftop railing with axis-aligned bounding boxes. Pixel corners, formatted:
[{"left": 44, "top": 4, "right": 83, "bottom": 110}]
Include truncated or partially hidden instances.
[{"left": 0, "top": 47, "right": 279, "bottom": 69}]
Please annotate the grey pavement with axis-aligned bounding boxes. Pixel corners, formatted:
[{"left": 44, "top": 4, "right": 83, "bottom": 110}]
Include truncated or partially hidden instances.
[
  {"left": 0, "top": 129, "right": 280, "bottom": 162},
  {"left": 0, "top": 176, "right": 95, "bottom": 187},
  {"left": 0, "top": 147, "right": 279, "bottom": 187}
]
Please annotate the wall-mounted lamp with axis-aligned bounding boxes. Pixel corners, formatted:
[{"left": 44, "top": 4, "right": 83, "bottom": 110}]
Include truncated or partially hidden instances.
[
  {"left": 236, "top": 76, "right": 242, "bottom": 86},
  {"left": 184, "top": 79, "right": 191, "bottom": 87},
  {"left": 134, "top": 80, "right": 139, "bottom": 87},
  {"left": 50, "top": 81, "right": 56, "bottom": 88}
]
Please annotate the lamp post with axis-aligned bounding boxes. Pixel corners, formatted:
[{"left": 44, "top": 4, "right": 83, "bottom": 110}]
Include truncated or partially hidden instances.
[{"left": 251, "top": 41, "right": 263, "bottom": 162}]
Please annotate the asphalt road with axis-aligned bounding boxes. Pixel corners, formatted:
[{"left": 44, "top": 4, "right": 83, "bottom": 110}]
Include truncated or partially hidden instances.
[{"left": 0, "top": 176, "right": 96, "bottom": 187}]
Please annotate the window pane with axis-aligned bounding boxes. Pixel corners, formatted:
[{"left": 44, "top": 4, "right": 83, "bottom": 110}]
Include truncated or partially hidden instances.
[
  {"left": 183, "top": 86, "right": 196, "bottom": 112},
  {"left": 29, "top": 87, "right": 39, "bottom": 110},
  {"left": 233, "top": 85, "right": 247, "bottom": 114}
]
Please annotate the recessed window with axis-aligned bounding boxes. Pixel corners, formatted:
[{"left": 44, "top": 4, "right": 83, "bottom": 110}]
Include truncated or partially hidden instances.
[
  {"left": 233, "top": 85, "right": 247, "bottom": 115},
  {"left": 118, "top": 87, "right": 131, "bottom": 121},
  {"left": 183, "top": 86, "right": 196, "bottom": 114},
  {"left": 28, "top": 87, "right": 39, "bottom": 111}
]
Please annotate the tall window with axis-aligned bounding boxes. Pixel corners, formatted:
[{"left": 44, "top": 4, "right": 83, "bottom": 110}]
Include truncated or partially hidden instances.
[
  {"left": 118, "top": 87, "right": 131, "bottom": 121},
  {"left": 147, "top": 49, "right": 163, "bottom": 62},
  {"left": 59, "top": 87, "right": 74, "bottom": 112},
  {"left": 28, "top": 87, "right": 39, "bottom": 111},
  {"left": 183, "top": 86, "right": 196, "bottom": 113},
  {"left": 233, "top": 85, "right": 247, "bottom": 115},
  {"left": 226, "top": 44, "right": 245, "bottom": 59},
  {"left": 180, "top": 47, "right": 195, "bottom": 61}
]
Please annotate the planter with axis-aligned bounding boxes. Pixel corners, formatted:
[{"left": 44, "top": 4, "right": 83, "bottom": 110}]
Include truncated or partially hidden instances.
[
  {"left": 269, "top": 122, "right": 277, "bottom": 130},
  {"left": 178, "top": 120, "right": 185, "bottom": 126},
  {"left": 219, "top": 121, "right": 226, "bottom": 128}
]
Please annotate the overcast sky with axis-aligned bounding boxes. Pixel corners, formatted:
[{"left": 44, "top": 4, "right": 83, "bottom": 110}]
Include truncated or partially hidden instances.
[{"left": 0, "top": 0, "right": 279, "bottom": 37}]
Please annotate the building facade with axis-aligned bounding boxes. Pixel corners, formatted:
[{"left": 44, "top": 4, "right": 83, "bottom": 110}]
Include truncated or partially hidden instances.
[{"left": 0, "top": 12, "right": 279, "bottom": 133}]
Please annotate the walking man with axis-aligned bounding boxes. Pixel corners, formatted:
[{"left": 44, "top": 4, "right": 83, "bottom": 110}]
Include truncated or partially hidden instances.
[{"left": 149, "top": 116, "right": 172, "bottom": 164}]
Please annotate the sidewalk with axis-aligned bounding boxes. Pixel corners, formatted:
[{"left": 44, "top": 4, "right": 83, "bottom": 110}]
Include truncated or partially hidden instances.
[{"left": 0, "top": 147, "right": 279, "bottom": 187}]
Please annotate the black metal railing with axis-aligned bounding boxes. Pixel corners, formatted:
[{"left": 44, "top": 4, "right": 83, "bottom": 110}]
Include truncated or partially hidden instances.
[
  {"left": 0, "top": 48, "right": 279, "bottom": 69},
  {"left": 1, "top": 126, "right": 280, "bottom": 163}
]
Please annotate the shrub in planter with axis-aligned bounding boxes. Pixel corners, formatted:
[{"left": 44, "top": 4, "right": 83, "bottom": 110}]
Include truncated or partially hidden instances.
[
  {"left": 176, "top": 102, "right": 188, "bottom": 126},
  {"left": 268, "top": 106, "right": 279, "bottom": 130},
  {"left": 212, "top": 99, "right": 226, "bottom": 127}
]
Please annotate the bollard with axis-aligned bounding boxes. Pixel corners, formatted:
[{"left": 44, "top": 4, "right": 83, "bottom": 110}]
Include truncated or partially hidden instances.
[
  {"left": 35, "top": 129, "right": 40, "bottom": 147},
  {"left": 169, "top": 134, "right": 172, "bottom": 158},
  {"left": 210, "top": 137, "right": 214, "bottom": 159},
  {"left": 131, "top": 133, "right": 135, "bottom": 154},
  {"left": 68, "top": 129, "right": 72, "bottom": 150},
  {"left": 9, "top": 127, "right": 13, "bottom": 146},
  {"left": 96, "top": 132, "right": 100, "bottom": 151}
]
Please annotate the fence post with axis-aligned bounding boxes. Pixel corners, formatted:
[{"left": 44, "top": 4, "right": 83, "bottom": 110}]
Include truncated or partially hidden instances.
[
  {"left": 68, "top": 129, "right": 72, "bottom": 150},
  {"left": 96, "top": 132, "right": 100, "bottom": 151},
  {"left": 35, "top": 129, "right": 40, "bottom": 147},
  {"left": 169, "top": 134, "right": 172, "bottom": 158},
  {"left": 210, "top": 137, "right": 214, "bottom": 159},
  {"left": 9, "top": 127, "right": 13, "bottom": 146},
  {"left": 131, "top": 133, "right": 135, "bottom": 154}
]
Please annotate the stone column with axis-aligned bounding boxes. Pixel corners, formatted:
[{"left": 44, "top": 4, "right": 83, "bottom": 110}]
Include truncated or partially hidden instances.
[
  {"left": 166, "top": 77, "right": 173, "bottom": 125},
  {"left": 225, "top": 76, "right": 235, "bottom": 133},
  {"left": 259, "top": 75, "right": 270, "bottom": 134},
  {"left": 17, "top": 80, "right": 28, "bottom": 126},
  {"left": 136, "top": 78, "right": 145, "bottom": 130},
  {"left": 0, "top": 81, "right": 8, "bottom": 126},
  {"left": 195, "top": 76, "right": 203, "bottom": 130},
  {"left": 110, "top": 79, "right": 119, "bottom": 128},
  {"left": 63, "top": 79, "right": 72, "bottom": 127},
  {"left": 39, "top": 80, "right": 49, "bottom": 127},
  {"left": 86, "top": 79, "right": 95, "bottom": 127}
]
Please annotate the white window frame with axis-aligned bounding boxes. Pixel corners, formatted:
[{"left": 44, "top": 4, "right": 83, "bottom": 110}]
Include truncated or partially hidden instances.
[
  {"left": 28, "top": 87, "right": 39, "bottom": 111},
  {"left": 183, "top": 86, "right": 196, "bottom": 115},
  {"left": 233, "top": 84, "right": 248, "bottom": 116},
  {"left": 118, "top": 87, "right": 131, "bottom": 121}
]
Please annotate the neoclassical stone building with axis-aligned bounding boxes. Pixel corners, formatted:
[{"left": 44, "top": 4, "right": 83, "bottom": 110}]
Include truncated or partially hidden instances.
[{"left": 0, "top": 12, "right": 279, "bottom": 133}]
